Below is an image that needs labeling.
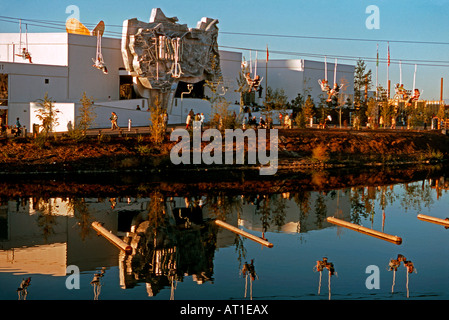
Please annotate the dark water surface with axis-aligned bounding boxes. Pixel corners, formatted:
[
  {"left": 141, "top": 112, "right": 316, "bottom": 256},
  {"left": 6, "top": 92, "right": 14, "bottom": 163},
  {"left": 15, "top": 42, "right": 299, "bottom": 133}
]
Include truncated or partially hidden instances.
[{"left": 1, "top": 166, "right": 449, "bottom": 302}]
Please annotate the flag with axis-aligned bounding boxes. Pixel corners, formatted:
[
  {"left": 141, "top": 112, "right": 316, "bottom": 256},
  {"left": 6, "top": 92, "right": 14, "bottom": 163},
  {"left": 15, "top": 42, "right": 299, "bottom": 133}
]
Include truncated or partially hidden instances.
[
  {"left": 266, "top": 45, "right": 269, "bottom": 62},
  {"left": 387, "top": 42, "right": 390, "bottom": 67}
]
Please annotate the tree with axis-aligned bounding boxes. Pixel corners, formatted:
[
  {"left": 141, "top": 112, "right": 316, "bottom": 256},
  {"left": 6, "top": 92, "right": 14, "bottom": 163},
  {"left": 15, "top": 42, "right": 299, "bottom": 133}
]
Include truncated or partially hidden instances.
[
  {"left": 148, "top": 95, "right": 166, "bottom": 146},
  {"left": 365, "top": 97, "right": 377, "bottom": 128},
  {"left": 263, "top": 86, "right": 288, "bottom": 111},
  {"left": 76, "top": 92, "right": 96, "bottom": 135},
  {"left": 302, "top": 95, "right": 315, "bottom": 127},
  {"left": 263, "top": 86, "right": 288, "bottom": 127},
  {"left": 34, "top": 92, "right": 59, "bottom": 138},
  {"left": 354, "top": 59, "right": 373, "bottom": 122}
]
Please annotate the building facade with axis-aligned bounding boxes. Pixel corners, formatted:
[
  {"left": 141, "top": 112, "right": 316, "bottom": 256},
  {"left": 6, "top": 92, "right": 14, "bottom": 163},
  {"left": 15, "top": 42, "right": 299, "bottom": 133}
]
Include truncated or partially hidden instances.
[{"left": 0, "top": 32, "right": 354, "bottom": 131}]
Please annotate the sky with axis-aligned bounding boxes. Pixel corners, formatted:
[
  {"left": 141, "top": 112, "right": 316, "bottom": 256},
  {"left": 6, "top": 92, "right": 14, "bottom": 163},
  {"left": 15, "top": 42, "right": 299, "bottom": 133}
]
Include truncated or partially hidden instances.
[{"left": 1, "top": 0, "right": 449, "bottom": 100}]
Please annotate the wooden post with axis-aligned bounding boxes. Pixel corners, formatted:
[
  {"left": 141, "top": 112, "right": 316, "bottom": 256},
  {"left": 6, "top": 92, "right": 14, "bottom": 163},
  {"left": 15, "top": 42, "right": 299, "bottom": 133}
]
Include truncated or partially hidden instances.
[
  {"left": 215, "top": 220, "right": 273, "bottom": 248},
  {"left": 92, "top": 221, "right": 132, "bottom": 254},
  {"left": 417, "top": 214, "right": 449, "bottom": 227},
  {"left": 326, "top": 217, "right": 402, "bottom": 244}
]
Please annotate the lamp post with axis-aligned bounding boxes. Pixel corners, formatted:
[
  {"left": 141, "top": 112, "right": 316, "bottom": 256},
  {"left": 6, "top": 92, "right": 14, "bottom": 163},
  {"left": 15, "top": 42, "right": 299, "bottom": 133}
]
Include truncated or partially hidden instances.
[{"left": 181, "top": 83, "right": 193, "bottom": 123}]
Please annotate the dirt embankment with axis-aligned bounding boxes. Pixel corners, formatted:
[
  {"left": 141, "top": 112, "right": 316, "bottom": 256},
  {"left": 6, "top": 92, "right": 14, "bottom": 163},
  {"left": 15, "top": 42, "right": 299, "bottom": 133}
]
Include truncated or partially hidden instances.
[{"left": 0, "top": 128, "right": 448, "bottom": 175}]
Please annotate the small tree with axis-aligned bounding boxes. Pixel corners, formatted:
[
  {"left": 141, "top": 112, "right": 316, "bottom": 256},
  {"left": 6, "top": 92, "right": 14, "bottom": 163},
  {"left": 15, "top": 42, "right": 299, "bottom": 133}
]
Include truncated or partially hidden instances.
[
  {"left": 263, "top": 86, "right": 288, "bottom": 127},
  {"left": 76, "top": 92, "right": 96, "bottom": 135},
  {"left": 365, "top": 97, "right": 377, "bottom": 128},
  {"left": 149, "top": 95, "right": 166, "bottom": 146},
  {"left": 35, "top": 92, "right": 59, "bottom": 138},
  {"left": 302, "top": 95, "right": 315, "bottom": 127}
]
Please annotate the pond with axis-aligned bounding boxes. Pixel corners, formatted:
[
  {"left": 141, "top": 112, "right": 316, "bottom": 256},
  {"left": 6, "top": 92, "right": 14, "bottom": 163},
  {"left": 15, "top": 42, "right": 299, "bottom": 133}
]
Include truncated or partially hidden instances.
[{"left": 0, "top": 166, "right": 448, "bottom": 304}]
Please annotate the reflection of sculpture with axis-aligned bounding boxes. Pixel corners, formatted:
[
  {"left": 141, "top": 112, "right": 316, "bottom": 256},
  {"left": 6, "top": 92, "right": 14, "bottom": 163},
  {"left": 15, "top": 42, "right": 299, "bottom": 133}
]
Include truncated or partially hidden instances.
[
  {"left": 388, "top": 254, "right": 416, "bottom": 298},
  {"left": 314, "top": 257, "right": 336, "bottom": 300},
  {"left": 119, "top": 196, "right": 217, "bottom": 298},
  {"left": 122, "top": 8, "right": 222, "bottom": 109},
  {"left": 90, "top": 267, "right": 106, "bottom": 300},
  {"left": 17, "top": 277, "right": 31, "bottom": 300},
  {"left": 242, "top": 259, "right": 258, "bottom": 300}
]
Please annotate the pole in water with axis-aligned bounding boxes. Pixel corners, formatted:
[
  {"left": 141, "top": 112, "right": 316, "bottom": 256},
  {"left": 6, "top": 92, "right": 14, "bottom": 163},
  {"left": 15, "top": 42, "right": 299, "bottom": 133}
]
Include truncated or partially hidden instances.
[
  {"left": 92, "top": 221, "right": 132, "bottom": 254},
  {"left": 215, "top": 220, "right": 273, "bottom": 248},
  {"left": 327, "top": 216, "right": 402, "bottom": 244},
  {"left": 417, "top": 214, "right": 449, "bottom": 228}
]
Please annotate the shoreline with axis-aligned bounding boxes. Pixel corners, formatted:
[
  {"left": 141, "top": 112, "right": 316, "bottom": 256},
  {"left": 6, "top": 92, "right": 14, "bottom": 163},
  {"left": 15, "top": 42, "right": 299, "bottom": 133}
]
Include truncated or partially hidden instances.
[{"left": 1, "top": 127, "right": 448, "bottom": 176}]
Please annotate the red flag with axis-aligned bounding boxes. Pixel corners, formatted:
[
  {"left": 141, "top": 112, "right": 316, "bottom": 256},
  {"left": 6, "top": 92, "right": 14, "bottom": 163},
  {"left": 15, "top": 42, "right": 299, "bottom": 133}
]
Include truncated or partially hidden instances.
[
  {"left": 387, "top": 42, "right": 390, "bottom": 67},
  {"left": 266, "top": 45, "right": 269, "bottom": 62}
]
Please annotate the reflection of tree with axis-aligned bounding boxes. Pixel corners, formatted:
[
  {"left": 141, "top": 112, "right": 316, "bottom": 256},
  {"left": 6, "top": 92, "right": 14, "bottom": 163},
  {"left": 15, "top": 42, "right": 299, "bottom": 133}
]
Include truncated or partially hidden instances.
[
  {"left": 314, "top": 193, "right": 327, "bottom": 228},
  {"left": 67, "top": 198, "right": 92, "bottom": 240},
  {"left": 293, "top": 191, "right": 312, "bottom": 234},
  {"left": 400, "top": 182, "right": 434, "bottom": 213},
  {"left": 206, "top": 192, "right": 242, "bottom": 221},
  {"left": 349, "top": 187, "right": 368, "bottom": 224},
  {"left": 346, "top": 180, "right": 436, "bottom": 226},
  {"left": 270, "top": 194, "right": 288, "bottom": 232},
  {"left": 34, "top": 198, "right": 59, "bottom": 242}
]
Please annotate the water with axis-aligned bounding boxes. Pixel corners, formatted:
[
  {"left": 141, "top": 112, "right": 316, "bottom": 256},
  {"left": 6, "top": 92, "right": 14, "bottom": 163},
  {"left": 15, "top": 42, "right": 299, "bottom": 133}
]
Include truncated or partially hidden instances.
[{"left": 1, "top": 168, "right": 449, "bottom": 302}]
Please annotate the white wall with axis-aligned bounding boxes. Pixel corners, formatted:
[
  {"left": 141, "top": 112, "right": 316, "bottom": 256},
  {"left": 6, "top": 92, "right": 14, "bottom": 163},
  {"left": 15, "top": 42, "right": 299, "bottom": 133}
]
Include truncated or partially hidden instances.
[
  {"left": 67, "top": 34, "right": 123, "bottom": 101},
  {"left": 30, "top": 99, "right": 158, "bottom": 131},
  {"left": 303, "top": 60, "right": 355, "bottom": 104},
  {"left": 217, "top": 50, "right": 242, "bottom": 103},
  {"left": 30, "top": 102, "right": 75, "bottom": 133},
  {"left": 0, "top": 33, "right": 68, "bottom": 66},
  {"left": 254, "top": 58, "right": 355, "bottom": 104},
  {"left": 0, "top": 61, "right": 69, "bottom": 128}
]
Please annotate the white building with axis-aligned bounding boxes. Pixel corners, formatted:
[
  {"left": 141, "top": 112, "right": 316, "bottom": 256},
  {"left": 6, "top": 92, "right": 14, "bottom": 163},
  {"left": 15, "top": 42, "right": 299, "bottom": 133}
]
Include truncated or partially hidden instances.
[{"left": 0, "top": 31, "right": 354, "bottom": 131}]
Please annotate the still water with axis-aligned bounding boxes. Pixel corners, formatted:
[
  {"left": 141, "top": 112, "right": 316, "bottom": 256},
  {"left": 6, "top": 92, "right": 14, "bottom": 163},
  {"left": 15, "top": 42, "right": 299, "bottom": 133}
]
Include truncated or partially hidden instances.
[{"left": 1, "top": 169, "right": 449, "bottom": 301}]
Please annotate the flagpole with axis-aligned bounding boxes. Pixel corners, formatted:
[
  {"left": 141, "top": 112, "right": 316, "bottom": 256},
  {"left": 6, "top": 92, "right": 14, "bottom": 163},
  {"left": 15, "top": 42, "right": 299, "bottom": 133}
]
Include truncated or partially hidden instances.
[
  {"left": 376, "top": 44, "right": 378, "bottom": 100},
  {"left": 387, "top": 42, "right": 390, "bottom": 99},
  {"left": 413, "top": 64, "right": 417, "bottom": 92},
  {"left": 265, "top": 44, "right": 268, "bottom": 101}
]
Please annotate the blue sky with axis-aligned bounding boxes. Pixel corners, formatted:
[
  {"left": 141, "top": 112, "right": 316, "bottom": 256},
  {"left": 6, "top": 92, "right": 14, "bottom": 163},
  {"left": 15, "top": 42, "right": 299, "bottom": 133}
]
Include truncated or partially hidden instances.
[{"left": 1, "top": 0, "right": 449, "bottom": 99}]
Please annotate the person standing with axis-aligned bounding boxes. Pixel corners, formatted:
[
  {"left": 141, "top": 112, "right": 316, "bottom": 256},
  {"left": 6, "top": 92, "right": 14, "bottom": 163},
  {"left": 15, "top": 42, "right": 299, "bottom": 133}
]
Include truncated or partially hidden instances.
[
  {"left": 185, "top": 112, "right": 192, "bottom": 129},
  {"left": 15, "top": 117, "right": 22, "bottom": 137}
]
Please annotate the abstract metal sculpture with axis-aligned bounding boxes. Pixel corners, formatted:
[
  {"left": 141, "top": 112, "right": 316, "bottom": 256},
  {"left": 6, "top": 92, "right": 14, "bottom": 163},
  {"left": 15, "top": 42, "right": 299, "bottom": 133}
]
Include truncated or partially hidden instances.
[{"left": 121, "top": 8, "right": 222, "bottom": 109}]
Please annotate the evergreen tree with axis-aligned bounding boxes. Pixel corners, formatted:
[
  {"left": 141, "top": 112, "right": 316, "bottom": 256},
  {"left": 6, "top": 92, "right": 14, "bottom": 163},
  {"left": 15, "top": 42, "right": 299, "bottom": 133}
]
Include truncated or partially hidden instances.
[
  {"left": 354, "top": 59, "right": 373, "bottom": 123},
  {"left": 302, "top": 95, "right": 315, "bottom": 127}
]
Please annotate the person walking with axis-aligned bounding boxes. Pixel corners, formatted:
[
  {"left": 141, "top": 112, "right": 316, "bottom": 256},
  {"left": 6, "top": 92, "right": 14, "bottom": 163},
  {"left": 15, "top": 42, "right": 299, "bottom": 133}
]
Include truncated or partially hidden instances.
[{"left": 110, "top": 112, "right": 119, "bottom": 130}]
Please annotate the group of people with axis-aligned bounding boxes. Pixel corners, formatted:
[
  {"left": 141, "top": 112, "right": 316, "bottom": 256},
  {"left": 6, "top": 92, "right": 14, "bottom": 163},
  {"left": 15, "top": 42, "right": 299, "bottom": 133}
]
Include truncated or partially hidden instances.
[
  {"left": 318, "top": 79, "right": 344, "bottom": 103},
  {"left": 279, "top": 113, "right": 293, "bottom": 129},
  {"left": 0, "top": 117, "right": 22, "bottom": 137},
  {"left": 393, "top": 83, "right": 421, "bottom": 105},
  {"left": 185, "top": 109, "right": 205, "bottom": 129},
  {"left": 242, "top": 115, "right": 267, "bottom": 129}
]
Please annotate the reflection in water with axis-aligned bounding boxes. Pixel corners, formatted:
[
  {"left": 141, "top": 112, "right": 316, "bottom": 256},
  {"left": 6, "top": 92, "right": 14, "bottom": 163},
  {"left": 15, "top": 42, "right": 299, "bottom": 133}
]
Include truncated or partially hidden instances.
[
  {"left": 16, "top": 277, "right": 31, "bottom": 300},
  {"left": 388, "top": 254, "right": 417, "bottom": 298},
  {"left": 118, "top": 191, "right": 217, "bottom": 299},
  {"left": 0, "top": 173, "right": 447, "bottom": 299},
  {"left": 90, "top": 267, "right": 106, "bottom": 300},
  {"left": 241, "top": 259, "right": 258, "bottom": 300},
  {"left": 314, "top": 257, "right": 337, "bottom": 300}
]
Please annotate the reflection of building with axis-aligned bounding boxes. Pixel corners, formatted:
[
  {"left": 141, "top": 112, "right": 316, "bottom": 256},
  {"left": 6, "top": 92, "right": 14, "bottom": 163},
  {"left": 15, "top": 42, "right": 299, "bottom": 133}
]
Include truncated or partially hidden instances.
[{"left": 0, "top": 191, "right": 351, "bottom": 296}]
